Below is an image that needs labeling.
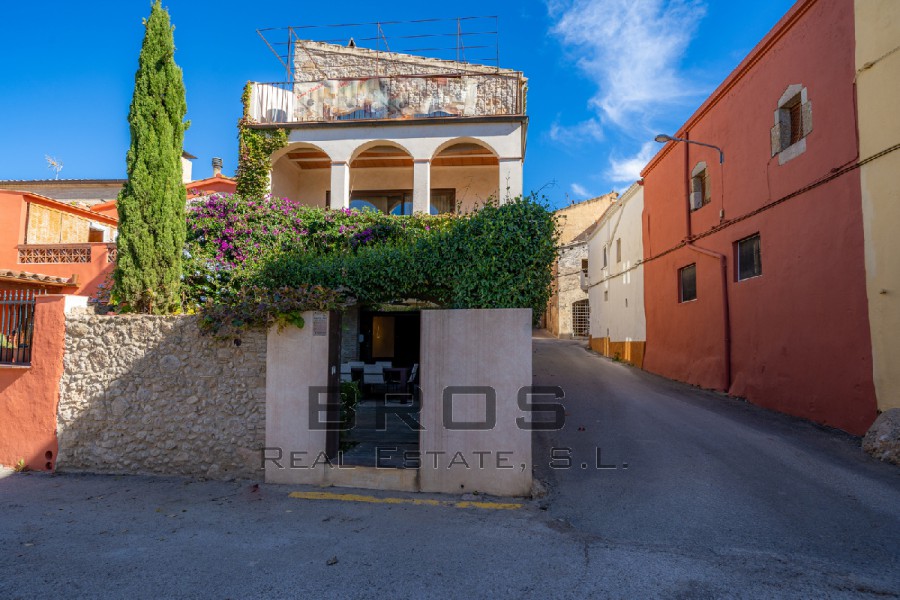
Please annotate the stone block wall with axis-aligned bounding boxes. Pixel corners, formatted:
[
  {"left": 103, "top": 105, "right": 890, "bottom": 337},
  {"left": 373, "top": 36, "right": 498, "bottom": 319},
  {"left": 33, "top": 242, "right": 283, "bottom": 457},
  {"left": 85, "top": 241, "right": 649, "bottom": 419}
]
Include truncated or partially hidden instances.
[
  {"left": 291, "top": 42, "right": 523, "bottom": 119},
  {"left": 56, "top": 310, "right": 266, "bottom": 480},
  {"left": 554, "top": 243, "right": 589, "bottom": 338}
]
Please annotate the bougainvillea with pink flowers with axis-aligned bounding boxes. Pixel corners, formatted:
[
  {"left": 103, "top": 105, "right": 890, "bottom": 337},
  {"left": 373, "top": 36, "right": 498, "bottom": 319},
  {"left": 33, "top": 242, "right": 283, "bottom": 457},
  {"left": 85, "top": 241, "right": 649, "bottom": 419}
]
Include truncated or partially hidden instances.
[{"left": 183, "top": 193, "right": 557, "bottom": 337}]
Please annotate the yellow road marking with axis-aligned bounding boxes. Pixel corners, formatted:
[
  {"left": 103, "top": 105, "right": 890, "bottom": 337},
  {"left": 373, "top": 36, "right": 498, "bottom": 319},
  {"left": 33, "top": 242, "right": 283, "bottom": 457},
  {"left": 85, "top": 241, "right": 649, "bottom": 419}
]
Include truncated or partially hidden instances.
[{"left": 288, "top": 490, "right": 522, "bottom": 510}]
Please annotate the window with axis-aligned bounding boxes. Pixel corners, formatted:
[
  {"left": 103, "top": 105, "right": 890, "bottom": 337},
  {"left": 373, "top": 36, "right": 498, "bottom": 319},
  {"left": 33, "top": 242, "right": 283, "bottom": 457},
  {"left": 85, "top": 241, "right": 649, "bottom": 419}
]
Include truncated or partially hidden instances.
[
  {"left": 679, "top": 264, "right": 697, "bottom": 303},
  {"left": 771, "top": 84, "right": 812, "bottom": 163},
  {"left": 616, "top": 239, "right": 622, "bottom": 263},
  {"left": 604, "top": 290, "right": 608, "bottom": 302},
  {"left": 602, "top": 246, "right": 608, "bottom": 268},
  {"left": 572, "top": 299, "right": 590, "bottom": 337},
  {"left": 581, "top": 259, "right": 589, "bottom": 275},
  {"left": 736, "top": 234, "right": 762, "bottom": 281},
  {"left": 690, "top": 162, "right": 711, "bottom": 211}
]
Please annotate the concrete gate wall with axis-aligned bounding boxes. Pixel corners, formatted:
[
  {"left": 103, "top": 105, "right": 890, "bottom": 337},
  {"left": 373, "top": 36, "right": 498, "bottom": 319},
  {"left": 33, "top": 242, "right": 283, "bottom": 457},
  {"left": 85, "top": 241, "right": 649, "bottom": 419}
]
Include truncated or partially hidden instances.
[{"left": 264, "top": 308, "right": 533, "bottom": 497}]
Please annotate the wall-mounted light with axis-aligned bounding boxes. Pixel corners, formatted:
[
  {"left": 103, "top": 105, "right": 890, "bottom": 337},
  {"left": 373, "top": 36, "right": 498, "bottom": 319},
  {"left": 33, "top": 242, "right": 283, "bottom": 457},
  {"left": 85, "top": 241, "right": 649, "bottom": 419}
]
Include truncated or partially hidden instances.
[{"left": 655, "top": 134, "right": 725, "bottom": 164}]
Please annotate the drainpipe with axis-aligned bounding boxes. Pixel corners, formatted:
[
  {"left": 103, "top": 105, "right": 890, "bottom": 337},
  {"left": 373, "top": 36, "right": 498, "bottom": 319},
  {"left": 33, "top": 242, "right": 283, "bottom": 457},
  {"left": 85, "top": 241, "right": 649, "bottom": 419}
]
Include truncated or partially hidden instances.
[
  {"left": 683, "top": 131, "right": 692, "bottom": 239},
  {"left": 681, "top": 131, "right": 731, "bottom": 391},
  {"left": 686, "top": 243, "right": 732, "bottom": 392}
]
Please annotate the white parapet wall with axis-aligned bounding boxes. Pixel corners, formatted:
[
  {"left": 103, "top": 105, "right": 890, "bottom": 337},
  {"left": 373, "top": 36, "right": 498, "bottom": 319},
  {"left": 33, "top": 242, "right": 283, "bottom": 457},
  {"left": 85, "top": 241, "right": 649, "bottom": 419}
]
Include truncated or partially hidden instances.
[{"left": 419, "top": 309, "right": 533, "bottom": 496}]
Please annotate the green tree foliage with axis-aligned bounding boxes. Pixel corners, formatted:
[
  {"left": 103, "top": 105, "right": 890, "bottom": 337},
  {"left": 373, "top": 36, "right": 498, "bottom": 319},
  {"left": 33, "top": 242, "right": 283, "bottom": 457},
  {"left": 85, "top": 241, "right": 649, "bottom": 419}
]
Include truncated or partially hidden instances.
[
  {"left": 235, "top": 83, "right": 287, "bottom": 198},
  {"left": 185, "top": 195, "right": 559, "bottom": 337},
  {"left": 114, "top": 0, "right": 188, "bottom": 314}
]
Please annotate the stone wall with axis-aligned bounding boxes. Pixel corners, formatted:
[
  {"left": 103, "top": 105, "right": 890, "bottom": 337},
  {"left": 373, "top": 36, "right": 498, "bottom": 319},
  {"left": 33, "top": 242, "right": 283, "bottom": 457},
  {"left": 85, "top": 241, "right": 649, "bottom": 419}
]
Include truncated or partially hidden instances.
[
  {"left": 340, "top": 307, "right": 360, "bottom": 363},
  {"left": 553, "top": 243, "right": 589, "bottom": 338},
  {"left": 290, "top": 41, "right": 523, "bottom": 120},
  {"left": 57, "top": 310, "right": 266, "bottom": 480}
]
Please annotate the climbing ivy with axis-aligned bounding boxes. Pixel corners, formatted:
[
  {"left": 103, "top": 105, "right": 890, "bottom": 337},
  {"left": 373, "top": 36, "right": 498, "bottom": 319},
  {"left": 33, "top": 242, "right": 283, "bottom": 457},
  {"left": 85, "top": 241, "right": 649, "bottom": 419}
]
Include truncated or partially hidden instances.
[{"left": 235, "top": 82, "right": 287, "bottom": 199}]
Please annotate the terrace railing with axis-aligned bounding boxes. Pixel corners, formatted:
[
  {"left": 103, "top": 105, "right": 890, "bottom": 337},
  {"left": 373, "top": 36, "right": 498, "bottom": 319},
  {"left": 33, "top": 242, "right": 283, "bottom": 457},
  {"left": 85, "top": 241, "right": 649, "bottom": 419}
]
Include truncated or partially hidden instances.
[
  {"left": 0, "top": 290, "right": 38, "bottom": 366},
  {"left": 18, "top": 244, "right": 92, "bottom": 264},
  {"left": 249, "top": 74, "right": 525, "bottom": 125}
]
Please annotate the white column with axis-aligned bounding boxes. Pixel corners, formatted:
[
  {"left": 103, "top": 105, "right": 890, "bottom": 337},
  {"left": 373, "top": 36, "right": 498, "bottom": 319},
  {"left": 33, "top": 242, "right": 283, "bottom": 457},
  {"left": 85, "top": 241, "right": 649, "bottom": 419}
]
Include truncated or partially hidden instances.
[
  {"left": 498, "top": 158, "right": 523, "bottom": 204},
  {"left": 412, "top": 158, "right": 431, "bottom": 214},
  {"left": 329, "top": 161, "right": 350, "bottom": 209}
]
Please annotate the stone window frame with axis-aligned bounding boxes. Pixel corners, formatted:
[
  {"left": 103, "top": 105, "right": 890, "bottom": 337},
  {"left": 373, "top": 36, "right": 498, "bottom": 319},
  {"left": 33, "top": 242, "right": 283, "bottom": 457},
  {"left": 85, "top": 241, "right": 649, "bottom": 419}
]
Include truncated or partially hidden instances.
[
  {"left": 690, "top": 161, "right": 711, "bottom": 211},
  {"left": 771, "top": 84, "right": 813, "bottom": 165}
]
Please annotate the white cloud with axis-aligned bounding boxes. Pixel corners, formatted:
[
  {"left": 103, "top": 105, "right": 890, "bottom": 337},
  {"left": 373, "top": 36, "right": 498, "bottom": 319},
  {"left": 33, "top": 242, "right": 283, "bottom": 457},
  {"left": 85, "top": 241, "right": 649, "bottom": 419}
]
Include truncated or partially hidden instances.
[
  {"left": 550, "top": 0, "right": 708, "bottom": 134},
  {"left": 570, "top": 182, "right": 594, "bottom": 198},
  {"left": 549, "top": 118, "right": 605, "bottom": 143},
  {"left": 606, "top": 142, "right": 656, "bottom": 183}
]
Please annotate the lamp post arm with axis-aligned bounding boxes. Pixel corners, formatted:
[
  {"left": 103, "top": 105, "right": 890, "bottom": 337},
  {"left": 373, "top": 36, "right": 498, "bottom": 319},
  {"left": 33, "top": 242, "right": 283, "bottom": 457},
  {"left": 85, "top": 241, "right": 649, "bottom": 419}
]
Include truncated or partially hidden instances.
[{"left": 675, "top": 138, "right": 724, "bottom": 164}]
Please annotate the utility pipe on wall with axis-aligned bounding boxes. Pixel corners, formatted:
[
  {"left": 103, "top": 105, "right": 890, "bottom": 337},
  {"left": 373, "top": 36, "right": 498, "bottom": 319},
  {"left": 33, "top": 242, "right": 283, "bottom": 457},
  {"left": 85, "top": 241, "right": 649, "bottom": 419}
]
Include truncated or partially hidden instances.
[{"left": 680, "top": 130, "right": 731, "bottom": 391}]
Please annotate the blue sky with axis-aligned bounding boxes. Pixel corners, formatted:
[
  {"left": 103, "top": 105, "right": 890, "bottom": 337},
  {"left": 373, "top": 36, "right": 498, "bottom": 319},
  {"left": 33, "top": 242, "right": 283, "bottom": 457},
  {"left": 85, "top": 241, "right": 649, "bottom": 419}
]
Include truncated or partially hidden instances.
[{"left": 0, "top": 0, "right": 795, "bottom": 209}]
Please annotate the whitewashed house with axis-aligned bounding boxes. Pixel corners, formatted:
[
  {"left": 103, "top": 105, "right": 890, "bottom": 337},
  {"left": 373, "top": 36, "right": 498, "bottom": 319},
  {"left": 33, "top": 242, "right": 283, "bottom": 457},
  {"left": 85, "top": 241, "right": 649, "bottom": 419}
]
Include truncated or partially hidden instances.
[{"left": 583, "top": 182, "right": 646, "bottom": 366}]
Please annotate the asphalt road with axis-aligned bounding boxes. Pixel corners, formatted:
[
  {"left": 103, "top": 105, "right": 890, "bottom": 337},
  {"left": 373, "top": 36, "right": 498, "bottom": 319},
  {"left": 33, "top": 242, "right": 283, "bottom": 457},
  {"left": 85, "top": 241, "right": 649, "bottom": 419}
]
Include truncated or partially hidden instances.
[{"left": 1, "top": 335, "right": 898, "bottom": 599}]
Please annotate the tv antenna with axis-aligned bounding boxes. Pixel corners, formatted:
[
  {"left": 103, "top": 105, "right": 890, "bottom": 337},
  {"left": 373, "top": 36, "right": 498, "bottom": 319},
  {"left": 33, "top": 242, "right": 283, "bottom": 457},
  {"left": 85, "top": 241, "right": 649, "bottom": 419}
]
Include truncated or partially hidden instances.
[{"left": 45, "top": 155, "right": 63, "bottom": 180}]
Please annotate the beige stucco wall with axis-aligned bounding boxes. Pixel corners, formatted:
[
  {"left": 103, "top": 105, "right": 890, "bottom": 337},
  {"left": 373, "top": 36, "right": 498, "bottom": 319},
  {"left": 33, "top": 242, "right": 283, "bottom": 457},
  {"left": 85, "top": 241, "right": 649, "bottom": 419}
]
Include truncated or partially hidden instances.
[
  {"left": 265, "top": 314, "right": 332, "bottom": 485},
  {"left": 431, "top": 165, "right": 500, "bottom": 212},
  {"left": 419, "top": 309, "right": 533, "bottom": 496},
  {"left": 855, "top": 0, "right": 900, "bottom": 411},
  {"left": 270, "top": 160, "right": 498, "bottom": 214},
  {"left": 270, "top": 120, "right": 525, "bottom": 208},
  {"left": 586, "top": 184, "right": 646, "bottom": 344},
  {"left": 554, "top": 192, "right": 617, "bottom": 245},
  {"left": 270, "top": 156, "right": 329, "bottom": 206}
]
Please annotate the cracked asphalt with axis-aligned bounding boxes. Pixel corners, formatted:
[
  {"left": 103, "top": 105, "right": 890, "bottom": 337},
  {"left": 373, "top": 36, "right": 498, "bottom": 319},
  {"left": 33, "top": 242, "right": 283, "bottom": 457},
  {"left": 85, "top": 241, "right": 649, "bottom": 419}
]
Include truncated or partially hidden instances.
[{"left": 1, "top": 335, "right": 898, "bottom": 599}]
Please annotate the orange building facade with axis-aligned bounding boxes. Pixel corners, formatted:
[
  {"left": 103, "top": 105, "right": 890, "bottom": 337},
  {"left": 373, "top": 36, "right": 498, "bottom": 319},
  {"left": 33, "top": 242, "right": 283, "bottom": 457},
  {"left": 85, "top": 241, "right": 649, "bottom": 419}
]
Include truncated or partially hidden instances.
[
  {"left": 640, "top": 0, "right": 878, "bottom": 435},
  {"left": 0, "top": 190, "right": 118, "bottom": 298}
]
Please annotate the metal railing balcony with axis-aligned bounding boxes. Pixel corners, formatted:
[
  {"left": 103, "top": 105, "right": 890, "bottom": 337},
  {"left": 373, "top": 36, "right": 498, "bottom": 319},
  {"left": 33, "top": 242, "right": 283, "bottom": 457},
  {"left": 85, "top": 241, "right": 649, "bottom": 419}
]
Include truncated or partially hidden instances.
[{"left": 0, "top": 289, "right": 37, "bottom": 366}]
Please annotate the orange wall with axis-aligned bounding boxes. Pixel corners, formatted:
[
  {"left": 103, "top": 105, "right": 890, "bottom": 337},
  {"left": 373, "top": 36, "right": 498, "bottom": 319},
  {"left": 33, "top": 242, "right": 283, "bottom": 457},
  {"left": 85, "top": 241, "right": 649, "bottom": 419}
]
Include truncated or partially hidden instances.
[
  {"left": 0, "top": 295, "right": 68, "bottom": 470},
  {"left": 0, "top": 190, "right": 114, "bottom": 297},
  {"left": 641, "top": 0, "right": 877, "bottom": 435}
]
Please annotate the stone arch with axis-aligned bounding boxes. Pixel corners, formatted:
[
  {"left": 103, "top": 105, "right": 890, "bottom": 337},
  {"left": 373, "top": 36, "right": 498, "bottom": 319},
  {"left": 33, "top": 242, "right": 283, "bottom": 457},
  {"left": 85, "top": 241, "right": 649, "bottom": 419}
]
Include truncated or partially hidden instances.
[
  {"left": 431, "top": 137, "right": 499, "bottom": 160},
  {"left": 430, "top": 137, "right": 501, "bottom": 213},
  {"left": 270, "top": 142, "right": 334, "bottom": 206},
  {"left": 349, "top": 139, "right": 414, "bottom": 163}
]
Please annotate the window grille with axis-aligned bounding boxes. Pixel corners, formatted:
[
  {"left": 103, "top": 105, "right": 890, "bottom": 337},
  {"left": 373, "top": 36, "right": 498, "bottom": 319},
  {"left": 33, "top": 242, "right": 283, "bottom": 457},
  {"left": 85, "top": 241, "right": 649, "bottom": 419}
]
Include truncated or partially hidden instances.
[
  {"left": 572, "top": 299, "right": 590, "bottom": 338},
  {"left": 0, "top": 289, "right": 38, "bottom": 366}
]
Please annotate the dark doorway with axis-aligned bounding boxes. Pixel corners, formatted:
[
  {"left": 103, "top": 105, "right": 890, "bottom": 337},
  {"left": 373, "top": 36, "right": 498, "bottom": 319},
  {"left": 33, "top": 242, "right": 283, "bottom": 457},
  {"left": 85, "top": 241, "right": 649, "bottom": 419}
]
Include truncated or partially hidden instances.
[
  {"left": 340, "top": 308, "right": 421, "bottom": 468},
  {"left": 359, "top": 309, "right": 421, "bottom": 366}
]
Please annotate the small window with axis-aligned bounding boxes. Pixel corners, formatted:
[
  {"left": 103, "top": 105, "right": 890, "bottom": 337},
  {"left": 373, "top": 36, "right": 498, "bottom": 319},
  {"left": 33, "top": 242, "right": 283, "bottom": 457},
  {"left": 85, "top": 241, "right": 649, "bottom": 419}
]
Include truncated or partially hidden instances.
[
  {"left": 690, "top": 162, "right": 710, "bottom": 211},
  {"left": 604, "top": 290, "right": 608, "bottom": 302},
  {"left": 736, "top": 234, "right": 762, "bottom": 281},
  {"left": 679, "top": 264, "right": 697, "bottom": 303},
  {"left": 581, "top": 259, "right": 589, "bottom": 275},
  {"left": 771, "top": 84, "right": 812, "bottom": 162},
  {"left": 788, "top": 100, "right": 803, "bottom": 146},
  {"left": 616, "top": 239, "right": 622, "bottom": 263},
  {"left": 602, "top": 246, "right": 608, "bottom": 268}
]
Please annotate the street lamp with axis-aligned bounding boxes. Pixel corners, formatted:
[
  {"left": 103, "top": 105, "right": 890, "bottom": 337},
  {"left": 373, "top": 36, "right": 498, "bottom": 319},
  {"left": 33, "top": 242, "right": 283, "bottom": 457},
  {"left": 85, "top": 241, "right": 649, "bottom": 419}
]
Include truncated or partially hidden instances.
[{"left": 654, "top": 134, "right": 724, "bottom": 164}]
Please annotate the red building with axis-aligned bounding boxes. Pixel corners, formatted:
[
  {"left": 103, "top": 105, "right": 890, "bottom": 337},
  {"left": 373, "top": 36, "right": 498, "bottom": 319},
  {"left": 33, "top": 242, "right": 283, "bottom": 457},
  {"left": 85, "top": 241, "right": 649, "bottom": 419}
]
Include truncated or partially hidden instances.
[
  {"left": 640, "top": 0, "right": 877, "bottom": 435},
  {"left": 0, "top": 190, "right": 118, "bottom": 297}
]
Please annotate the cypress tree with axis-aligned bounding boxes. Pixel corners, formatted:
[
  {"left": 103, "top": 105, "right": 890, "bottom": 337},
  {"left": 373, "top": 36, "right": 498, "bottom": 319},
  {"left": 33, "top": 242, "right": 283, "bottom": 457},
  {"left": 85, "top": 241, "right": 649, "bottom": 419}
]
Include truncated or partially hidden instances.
[{"left": 114, "top": 0, "right": 188, "bottom": 314}]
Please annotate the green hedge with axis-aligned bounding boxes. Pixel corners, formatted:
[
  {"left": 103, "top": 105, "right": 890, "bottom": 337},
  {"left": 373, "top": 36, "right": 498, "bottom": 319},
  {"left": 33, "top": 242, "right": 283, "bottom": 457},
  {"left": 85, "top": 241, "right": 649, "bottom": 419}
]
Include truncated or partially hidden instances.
[{"left": 190, "top": 196, "right": 558, "bottom": 337}]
